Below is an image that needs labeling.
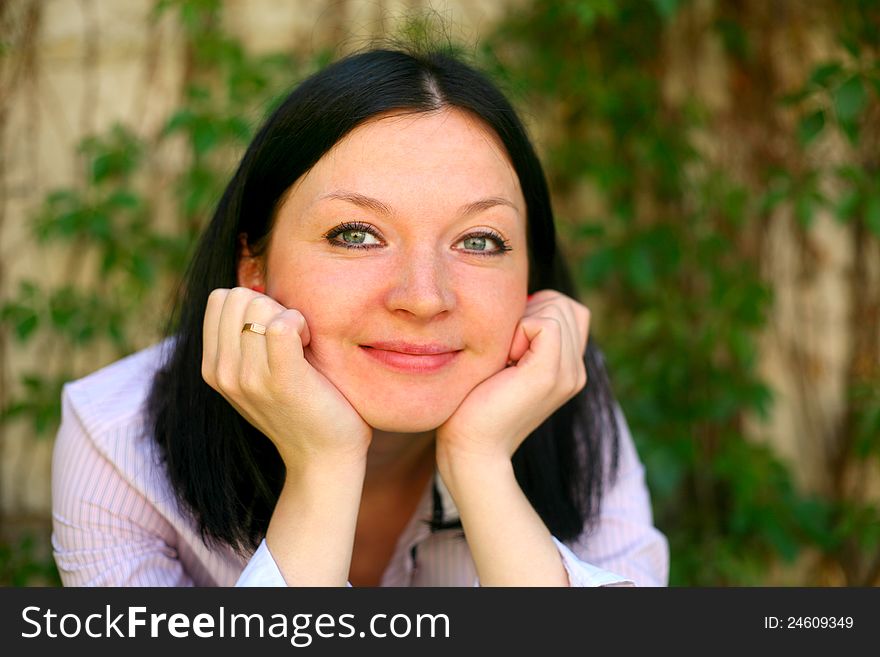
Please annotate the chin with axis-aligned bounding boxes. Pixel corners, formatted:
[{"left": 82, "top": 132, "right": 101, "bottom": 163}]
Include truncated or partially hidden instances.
[{"left": 355, "top": 400, "right": 458, "bottom": 434}]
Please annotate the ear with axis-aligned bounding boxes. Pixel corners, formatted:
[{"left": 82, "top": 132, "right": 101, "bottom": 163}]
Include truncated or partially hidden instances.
[{"left": 237, "top": 234, "right": 266, "bottom": 290}]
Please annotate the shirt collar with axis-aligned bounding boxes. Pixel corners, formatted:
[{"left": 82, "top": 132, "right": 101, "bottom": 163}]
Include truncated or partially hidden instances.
[{"left": 432, "top": 469, "right": 460, "bottom": 524}]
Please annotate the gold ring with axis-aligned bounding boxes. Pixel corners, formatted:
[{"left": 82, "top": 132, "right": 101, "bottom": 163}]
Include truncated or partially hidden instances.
[{"left": 241, "top": 322, "right": 267, "bottom": 335}]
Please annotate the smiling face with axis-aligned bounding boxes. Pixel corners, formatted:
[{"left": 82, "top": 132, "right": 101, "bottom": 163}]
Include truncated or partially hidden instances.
[{"left": 239, "top": 108, "right": 529, "bottom": 433}]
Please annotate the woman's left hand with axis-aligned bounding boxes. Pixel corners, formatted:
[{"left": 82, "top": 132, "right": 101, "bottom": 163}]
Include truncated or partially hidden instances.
[{"left": 435, "top": 289, "right": 590, "bottom": 477}]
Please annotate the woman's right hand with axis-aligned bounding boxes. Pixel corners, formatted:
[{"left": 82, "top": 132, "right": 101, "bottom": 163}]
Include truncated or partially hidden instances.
[
  {"left": 203, "top": 287, "right": 370, "bottom": 585},
  {"left": 201, "top": 287, "right": 373, "bottom": 470}
]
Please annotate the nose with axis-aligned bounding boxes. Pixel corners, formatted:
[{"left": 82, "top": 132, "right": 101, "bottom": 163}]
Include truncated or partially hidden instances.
[{"left": 385, "top": 249, "right": 455, "bottom": 320}]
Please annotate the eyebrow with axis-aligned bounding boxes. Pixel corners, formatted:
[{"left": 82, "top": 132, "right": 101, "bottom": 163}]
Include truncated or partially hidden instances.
[
  {"left": 319, "top": 191, "right": 393, "bottom": 216},
  {"left": 318, "top": 191, "right": 520, "bottom": 218}
]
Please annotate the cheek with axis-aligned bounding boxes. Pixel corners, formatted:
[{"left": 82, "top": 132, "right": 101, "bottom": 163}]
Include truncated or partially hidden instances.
[
  {"left": 452, "top": 270, "right": 526, "bottom": 357},
  {"left": 268, "top": 253, "right": 375, "bottom": 317},
  {"left": 267, "top": 259, "right": 383, "bottom": 364}
]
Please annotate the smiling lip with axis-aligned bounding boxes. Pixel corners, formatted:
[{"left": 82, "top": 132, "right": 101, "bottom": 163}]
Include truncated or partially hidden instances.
[{"left": 359, "top": 341, "right": 461, "bottom": 373}]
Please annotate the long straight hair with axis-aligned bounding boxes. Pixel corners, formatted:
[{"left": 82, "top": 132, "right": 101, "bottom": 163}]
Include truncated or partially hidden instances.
[{"left": 146, "top": 48, "right": 620, "bottom": 555}]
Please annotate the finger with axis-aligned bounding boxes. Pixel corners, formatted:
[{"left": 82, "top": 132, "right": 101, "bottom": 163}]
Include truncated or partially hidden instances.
[
  {"left": 541, "top": 303, "right": 582, "bottom": 392},
  {"left": 508, "top": 320, "right": 531, "bottom": 363},
  {"left": 510, "top": 293, "right": 571, "bottom": 364},
  {"left": 202, "top": 288, "right": 230, "bottom": 385},
  {"left": 544, "top": 298, "right": 580, "bottom": 354},
  {"left": 215, "top": 287, "right": 258, "bottom": 390},
  {"left": 576, "top": 303, "right": 591, "bottom": 354},
  {"left": 521, "top": 297, "right": 579, "bottom": 365},
  {"left": 525, "top": 289, "right": 560, "bottom": 309},
  {"left": 509, "top": 290, "right": 559, "bottom": 362},
  {"left": 529, "top": 294, "right": 590, "bottom": 356},
  {"left": 549, "top": 298, "right": 589, "bottom": 390},
  {"left": 240, "top": 294, "right": 288, "bottom": 387},
  {"left": 265, "top": 308, "right": 312, "bottom": 383},
  {"left": 525, "top": 296, "right": 590, "bottom": 396},
  {"left": 512, "top": 315, "right": 563, "bottom": 379}
]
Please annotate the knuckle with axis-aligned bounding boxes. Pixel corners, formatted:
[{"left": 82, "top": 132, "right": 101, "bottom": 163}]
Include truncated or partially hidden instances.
[
  {"left": 201, "top": 360, "right": 214, "bottom": 386},
  {"left": 571, "top": 368, "right": 587, "bottom": 396},
  {"left": 238, "top": 368, "right": 262, "bottom": 397},
  {"left": 271, "top": 309, "right": 305, "bottom": 335},
  {"left": 267, "top": 315, "right": 291, "bottom": 336},
  {"left": 285, "top": 308, "right": 306, "bottom": 324},
  {"left": 577, "top": 306, "right": 591, "bottom": 327},
  {"left": 215, "top": 367, "right": 239, "bottom": 395},
  {"left": 208, "top": 288, "right": 229, "bottom": 302},
  {"left": 247, "top": 294, "right": 274, "bottom": 313},
  {"left": 563, "top": 366, "right": 579, "bottom": 393},
  {"left": 228, "top": 286, "right": 253, "bottom": 302},
  {"left": 541, "top": 316, "right": 563, "bottom": 336}
]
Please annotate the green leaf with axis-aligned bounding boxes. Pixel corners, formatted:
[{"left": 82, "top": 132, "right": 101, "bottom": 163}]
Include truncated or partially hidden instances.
[
  {"left": 87, "top": 210, "right": 111, "bottom": 241},
  {"left": 797, "top": 110, "right": 825, "bottom": 146},
  {"left": 226, "top": 116, "right": 252, "bottom": 142},
  {"left": 808, "top": 61, "right": 843, "bottom": 90},
  {"left": 714, "top": 18, "right": 750, "bottom": 61},
  {"left": 577, "top": 221, "right": 606, "bottom": 239},
  {"left": 130, "top": 254, "right": 155, "bottom": 285},
  {"left": 581, "top": 247, "right": 615, "bottom": 286},
  {"left": 866, "top": 193, "right": 880, "bottom": 238},
  {"left": 763, "top": 518, "right": 800, "bottom": 562},
  {"left": 91, "top": 153, "right": 112, "bottom": 183},
  {"left": 795, "top": 192, "right": 816, "bottom": 227},
  {"left": 106, "top": 190, "right": 141, "bottom": 210},
  {"left": 570, "top": 0, "right": 617, "bottom": 28},
  {"left": 780, "top": 88, "right": 810, "bottom": 107},
  {"left": 163, "top": 109, "right": 195, "bottom": 137},
  {"left": 193, "top": 120, "right": 218, "bottom": 155},
  {"left": 1, "top": 295, "right": 41, "bottom": 342},
  {"left": 835, "top": 190, "right": 860, "bottom": 224},
  {"left": 834, "top": 76, "right": 867, "bottom": 124},
  {"left": 855, "top": 404, "right": 880, "bottom": 458},
  {"left": 626, "top": 247, "right": 654, "bottom": 291},
  {"left": 839, "top": 36, "right": 861, "bottom": 60},
  {"left": 651, "top": 0, "right": 681, "bottom": 20},
  {"left": 15, "top": 314, "right": 38, "bottom": 341},
  {"left": 760, "top": 177, "right": 790, "bottom": 214},
  {"left": 835, "top": 164, "right": 864, "bottom": 185}
]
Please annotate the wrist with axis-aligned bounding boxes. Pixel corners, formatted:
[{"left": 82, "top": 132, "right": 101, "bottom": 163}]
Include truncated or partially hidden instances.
[
  {"left": 435, "top": 443, "right": 514, "bottom": 496},
  {"left": 282, "top": 451, "right": 367, "bottom": 488},
  {"left": 278, "top": 440, "right": 370, "bottom": 478},
  {"left": 267, "top": 453, "right": 366, "bottom": 587}
]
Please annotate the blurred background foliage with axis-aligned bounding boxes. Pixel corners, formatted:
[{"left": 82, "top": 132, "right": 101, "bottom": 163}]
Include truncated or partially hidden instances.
[{"left": 1, "top": 0, "right": 878, "bottom": 586}]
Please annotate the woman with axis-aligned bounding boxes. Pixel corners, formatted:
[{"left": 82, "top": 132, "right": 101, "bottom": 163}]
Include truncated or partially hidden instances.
[{"left": 52, "top": 48, "right": 668, "bottom": 586}]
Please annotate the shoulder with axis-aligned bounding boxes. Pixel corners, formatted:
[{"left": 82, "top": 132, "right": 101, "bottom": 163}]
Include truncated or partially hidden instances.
[{"left": 61, "top": 339, "right": 174, "bottom": 448}]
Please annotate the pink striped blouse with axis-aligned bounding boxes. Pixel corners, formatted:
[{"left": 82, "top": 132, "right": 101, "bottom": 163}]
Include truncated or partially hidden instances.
[{"left": 51, "top": 341, "right": 669, "bottom": 587}]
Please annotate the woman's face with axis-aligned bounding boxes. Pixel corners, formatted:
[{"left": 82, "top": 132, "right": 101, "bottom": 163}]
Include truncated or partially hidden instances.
[{"left": 241, "top": 108, "right": 529, "bottom": 433}]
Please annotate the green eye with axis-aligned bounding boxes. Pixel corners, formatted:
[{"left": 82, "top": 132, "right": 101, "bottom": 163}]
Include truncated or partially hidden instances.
[
  {"left": 341, "top": 230, "right": 369, "bottom": 244},
  {"left": 454, "top": 231, "right": 510, "bottom": 255},
  {"left": 324, "top": 222, "right": 383, "bottom": 249},
  {"left": 462, "top": 236, "right": 489, "bottom": 251}
]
